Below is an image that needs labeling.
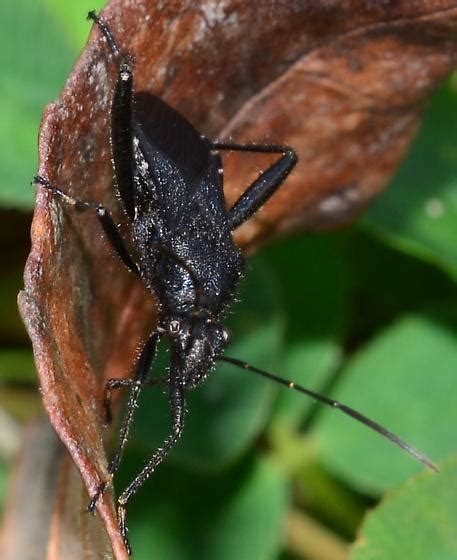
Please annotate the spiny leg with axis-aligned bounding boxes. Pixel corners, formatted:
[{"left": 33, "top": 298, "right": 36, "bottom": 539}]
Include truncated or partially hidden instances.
[
  {"left": 33, "top": 176, "right": 139, "bottom": 275},
  {"left": 88, "top": 11, "right": 136, "bottom": 220},
  {"left": 212, "top": 142, "right": 298, "bottom": 230},
  {"left": 103, "top": 376, "right": 168, "bottom": 425},
  {"left": 87, "top": 11, "right": 122, "bottom": 57},
  {"left": 117, "top": 370, "right": 185, "bottom": 555},
  {"left": 87, "top": 332, "right": 161, "bottom": 512}
]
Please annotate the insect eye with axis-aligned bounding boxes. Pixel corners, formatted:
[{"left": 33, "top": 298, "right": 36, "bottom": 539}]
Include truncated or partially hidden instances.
[
  {"left": 167, "top": 319, "right": 181, "bottom": 337},
  {"left": 222, "top": 327, "right": 231, "bottom": 345}
]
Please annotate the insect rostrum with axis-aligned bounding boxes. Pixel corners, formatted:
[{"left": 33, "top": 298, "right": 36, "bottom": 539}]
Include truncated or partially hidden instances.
[{"left": 33, "top": 11, "right": 436, "bottom": 556}]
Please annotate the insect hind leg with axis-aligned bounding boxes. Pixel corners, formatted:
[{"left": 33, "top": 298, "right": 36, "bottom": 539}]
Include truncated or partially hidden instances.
[
  {"left": 88, "top": 11, "right": 137, "bottom": 220},
  {"left": 212, "top": 142, "right": 297, "bottom": 230},
  {"left": 87, "top": 10, "right": 123, "bottom": 58}
]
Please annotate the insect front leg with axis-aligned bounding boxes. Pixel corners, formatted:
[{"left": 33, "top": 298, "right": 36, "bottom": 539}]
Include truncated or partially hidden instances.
[
  {"left": 213, "top": 142, "right": 298, "bottom": 230},
  {"left": 116, "top": 366, "right": 186, "bottom": 555},
  {"left": 88, "top": 332, "right": 161, "bottom": 512},
  {"left": 33, "top": 176, "right": 139, "bottom": 274},
  {"left": 103, "top": 376, "right": 168, "bottom": 425}
]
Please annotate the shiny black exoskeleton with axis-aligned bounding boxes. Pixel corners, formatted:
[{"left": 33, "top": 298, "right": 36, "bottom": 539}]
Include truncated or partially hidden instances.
[
  {"left": 34, "top": 12, "right": 297, "bottom": 554},
  {"left": 35, "top": 12, "right": 437, "bottom": 556}
]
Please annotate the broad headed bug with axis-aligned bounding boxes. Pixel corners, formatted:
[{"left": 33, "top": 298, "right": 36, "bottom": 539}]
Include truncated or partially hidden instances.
[{"left": 34, "top": 11, "right": 437, "bottom": 555}]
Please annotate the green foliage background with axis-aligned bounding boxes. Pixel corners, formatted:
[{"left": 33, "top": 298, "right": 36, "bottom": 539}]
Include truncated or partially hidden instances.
[{"left": 0, "top": 1, "right": 456, "bottom": 559}]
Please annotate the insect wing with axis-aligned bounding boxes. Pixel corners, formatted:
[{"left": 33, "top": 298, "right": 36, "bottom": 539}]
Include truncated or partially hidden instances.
[{"left": 134, "top": 92, "right": 211, "bottom": 184}]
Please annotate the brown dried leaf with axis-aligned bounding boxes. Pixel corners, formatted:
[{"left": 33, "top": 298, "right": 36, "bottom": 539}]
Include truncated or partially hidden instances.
[
  {"left": 18, "top": 0, "right": 457, "bottom": 557},
  {"left": 0, "top": 418, "right": 116, "bottom": 560}
]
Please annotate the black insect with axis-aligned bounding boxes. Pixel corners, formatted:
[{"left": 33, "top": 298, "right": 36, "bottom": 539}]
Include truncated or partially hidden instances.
[{"left": 34, "top": 11, "right": 436, "bottom": 555}]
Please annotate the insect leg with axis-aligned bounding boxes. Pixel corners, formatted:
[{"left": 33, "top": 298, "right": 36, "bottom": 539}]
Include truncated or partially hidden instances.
[
  {"left": 87, "top": 332, "right": 161, "bottom": 512},
  {"left": 212, "top": 142, "right": 298, "bottom": 230},
  {"left": 116, "top": 366, "right": 185, "bottom": 555},
  {"left": 88, "top": 11, "right": 136, "bottom": 220},
  {"left": 33, "top": 175, "right": 139, "bottom": 275},
  {"left": 103, "top": 376, "right": 168, "bottom": 425}
]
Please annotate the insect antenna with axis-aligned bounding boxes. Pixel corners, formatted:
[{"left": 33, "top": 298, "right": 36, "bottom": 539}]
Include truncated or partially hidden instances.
[{"left": 219, "top": 356, "right": 438, "bottom": 473}]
